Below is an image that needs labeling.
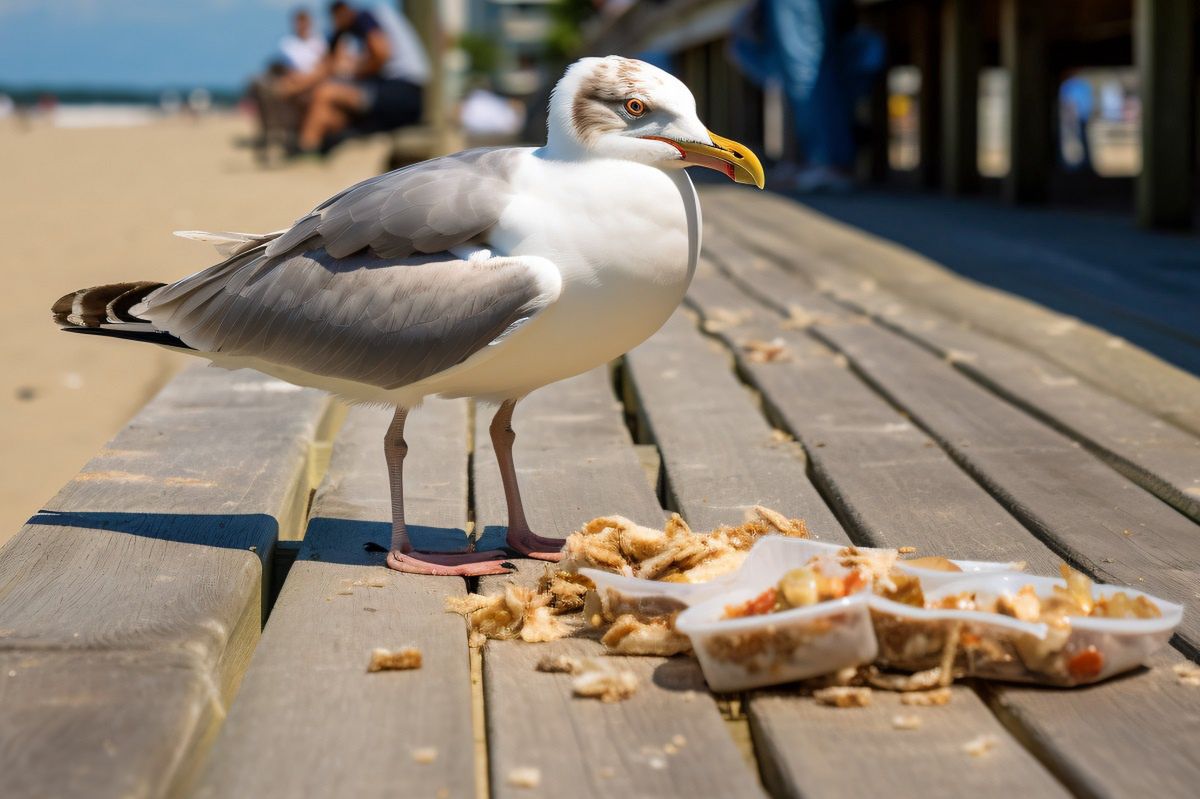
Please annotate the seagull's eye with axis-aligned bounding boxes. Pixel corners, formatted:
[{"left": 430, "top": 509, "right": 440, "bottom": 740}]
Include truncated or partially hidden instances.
[{"left": 624, "top": 98, "right": 647, "bottom": 118}]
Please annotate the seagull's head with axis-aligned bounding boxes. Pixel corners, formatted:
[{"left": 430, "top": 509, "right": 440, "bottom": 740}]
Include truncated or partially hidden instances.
[{"left": 546, "top": 56, "right": 765, "bottom": 189}]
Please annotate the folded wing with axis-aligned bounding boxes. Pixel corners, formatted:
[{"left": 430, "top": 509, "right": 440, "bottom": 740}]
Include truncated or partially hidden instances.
[{"left": 125, "top": 147, "right": 559, "bottom": 390}]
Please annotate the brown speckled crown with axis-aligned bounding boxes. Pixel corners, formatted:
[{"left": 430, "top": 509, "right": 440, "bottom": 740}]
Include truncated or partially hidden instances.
[{"left": 570, "top": 57, "right": 666, "bottom": 146}]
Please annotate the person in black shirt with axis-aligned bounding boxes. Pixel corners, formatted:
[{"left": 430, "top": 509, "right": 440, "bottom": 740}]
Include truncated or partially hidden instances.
[{"left": 281, "top": 2, "right": 428, "bottom": 155}]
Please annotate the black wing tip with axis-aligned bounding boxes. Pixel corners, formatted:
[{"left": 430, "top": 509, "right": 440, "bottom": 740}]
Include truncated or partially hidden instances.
[{"left": 59, "top": 325, "right": 192, "bottom": 350}]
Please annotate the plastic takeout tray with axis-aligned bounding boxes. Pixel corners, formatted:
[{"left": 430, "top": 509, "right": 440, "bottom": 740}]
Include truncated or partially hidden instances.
[
  {"left": 675, "top": 540, "right": 876, "bottom": 691},
  {"left": 869, "top": 572, "right": 1183, "bottom": 686}
]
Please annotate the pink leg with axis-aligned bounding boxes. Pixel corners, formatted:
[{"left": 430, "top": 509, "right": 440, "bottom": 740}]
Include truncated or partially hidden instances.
[
  {"left": 383, "top": 407, "right": 511, "bottom": 576},
  {"left": 490, "top": 400, "right": 565, "bottom": 561}
]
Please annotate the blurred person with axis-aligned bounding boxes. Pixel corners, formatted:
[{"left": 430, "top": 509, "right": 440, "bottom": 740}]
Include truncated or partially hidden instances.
[
  {"left": 732, "top": 0, "right": 881, "bottom": 192},
  {"left": 1059, "top": 75, "right": 1094, "bottom": 172},
  {"left": 249, "top": 8, "right": 328, "bottom": 161},
  {"left": 279, "top": 8, "right": 328, "bottom": 74},
  {"left": 282, "top": 1, "right": 428, "bottom": 156}
]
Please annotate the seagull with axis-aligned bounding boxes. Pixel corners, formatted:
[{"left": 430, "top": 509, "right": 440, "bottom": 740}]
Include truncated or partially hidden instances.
[{"left": 51, "top": 56, "right": 764, "bottom": 576}]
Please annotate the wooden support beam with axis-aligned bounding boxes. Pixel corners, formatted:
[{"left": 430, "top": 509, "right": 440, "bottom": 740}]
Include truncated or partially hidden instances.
[
  {"left": 1000, "top": 0, "right": 1050, "bottom": 203},
  {"left": 1135, "top": 0, "right": 1195, "bottom": 228},
  {"left": 913, "top": 2, "right": 942, "bottom": 188},
  {"left": 941, "top": 0, "right": 982, "bottom": 194}
]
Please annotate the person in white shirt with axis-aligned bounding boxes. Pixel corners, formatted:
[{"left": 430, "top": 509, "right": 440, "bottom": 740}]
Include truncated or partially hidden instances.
[
  {"left": 278, "top": 9, "right": 328, "bottom": 75},
  {"left": 281, "top": 1, "right": 429, "bottom": 155}
]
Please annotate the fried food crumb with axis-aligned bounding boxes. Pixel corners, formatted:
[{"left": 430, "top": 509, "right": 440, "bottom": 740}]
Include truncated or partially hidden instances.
[
  {"left": 813, "top": 686, "right": 872, "bottom": 707},
  {"left": 1174, "top": 663, "right": 1200, "bottom": 686},
  {"left": 367, "top": 647, "right": 422, "bottom": 672},
  {"left": 900, "top": 688, "right": 952, "bottom": 706},
  {"left": 898, "top": 546, "right": 917, "bottom": 555},
  {"left": 671, "top": 734, "right": 687, "bottom": 748},
  {"left": 962, "top": 734, "right": 998, "bottom": 757},
  {"left": 536, "top": 654, "right": 583, "bottom": 674},
  {"left": 411, "top": 747, "right": 438, "bottom": 764},
  {"left": 572, "top": 659, "right": 639, "bottom": 702},
  {"left": 742, "top": 337, "right": 790, "bottom": 363},
  {"left": 507, "top": 767, "right": 541, "bottom": 789},
  {"left": 891, "top": 714, "right": 922, "bottom": 730}
]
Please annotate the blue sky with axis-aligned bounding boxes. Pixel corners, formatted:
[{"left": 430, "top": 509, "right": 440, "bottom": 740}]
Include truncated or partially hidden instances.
[{"left": 0, "top": 1, "right": 323, "bottom": 89}]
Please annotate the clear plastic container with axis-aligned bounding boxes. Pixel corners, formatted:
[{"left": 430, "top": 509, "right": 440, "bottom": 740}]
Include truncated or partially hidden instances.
[
  {"left": 675, "top": 543, "right": 877, "bottom": 691},
  {"left": 869, "top": 573, "right": 1183, "bottom": 686},
  {"left": 578, "top": 567, "right": 739, "bottom": 615},
  {"left": 894, "top": 557, "right": 1027, "bottom": 590}
]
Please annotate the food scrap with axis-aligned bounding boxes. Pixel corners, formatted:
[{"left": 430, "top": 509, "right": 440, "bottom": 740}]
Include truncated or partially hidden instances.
[
  {"left": 891, "top": 714, "right": 922, "bottom": 730},
  {"left": 571, "top": 659, "right": 639, "bottom": 702},
  {"left": 507, "top": 767, "right": 542, "bottom": 789},
  {"left": 536, "top": 653, "right": 582, "bottom": 674},
  {"left": 561, "top": 507, "right": 808, "bottom": 582},
  {"left": 1173, "top": 662, "right": 1200, "bottom": 686},
  {"left": 962, "top": 734, "right": 998, "bottom": 757},
  {"left": 601, "top": 614, "right": 691, "bottom": 656},
  {"left": 367, "top": 647, "right": 422, "bottom": 672},
  {"left": 900, "top": 688, "right": 952, "bottom": 707},
  {"left": 411, "top": 747, "right": 438, "bottom": 764},
  {"left": 722, "top": 563, "right": 866, "bottom": 619},
  {"left": 742, "top": 337, "right": 790, "bottom": 363},
  {"left": 445, "top": 584, "right": 572, "bottom": 647},
  {"left": 813, "top": 686, "right": 872, "bottom": 708}
]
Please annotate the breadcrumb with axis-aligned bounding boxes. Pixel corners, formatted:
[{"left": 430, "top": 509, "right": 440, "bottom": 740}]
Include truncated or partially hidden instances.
[
  {"left": 572, "top": 659, "right": 639, "bottom": 703},
  {"left": 507, "top": 767, "right": 541, "bottom": 789},
  {"left": 411, "top": 747, "right": 438, "bottom": 764},
  {"left": 900, "top": 688, "right": 952, "bottom": 706},
  {"left": 1173, "top": 662, "right": 1200, "bottom": 686},
  {"left": 742, "top": 337, "right": 790, "bottom": 363},
  {"left": 536, "top": 654, "right": 582, "bottom": 674},
  {"left": 962, "top": 734, "right": 998, "bottom": 757},
  {"left": 367, "top": 647, "right": 422, "bottom": 672},
  {"left": 891, "top": 714, "right": 922, "bottom": 730},
  {"left": 813, "top": 686, "right": 872, "bottom": 707},
  {"left": 601, "top": 614, "right": 691, "bottom": 656},
  {"left": 898, "top": 546, "right": 917, "bottom": 555}
]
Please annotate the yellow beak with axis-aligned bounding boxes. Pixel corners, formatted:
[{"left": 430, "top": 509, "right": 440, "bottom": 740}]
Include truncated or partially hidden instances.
[{"left": 662, "top": 131, "right": 765, "bottom": 189}]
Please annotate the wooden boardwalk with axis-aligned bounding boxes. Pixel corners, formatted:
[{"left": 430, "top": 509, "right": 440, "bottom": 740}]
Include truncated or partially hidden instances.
[{"left": 1, "top": 188, "right": 1197, "bottom": 797}]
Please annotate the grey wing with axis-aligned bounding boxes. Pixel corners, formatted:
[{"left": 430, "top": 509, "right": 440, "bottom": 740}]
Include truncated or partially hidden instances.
[
  {"left": 265, "top": 146, "right": 522, "bottom": 259},
  {"left": 131, "top": 145, "right": 558, "bottom": 390},
  {"left": 138, "top": 248, "right": 560, "bottom": 390}
]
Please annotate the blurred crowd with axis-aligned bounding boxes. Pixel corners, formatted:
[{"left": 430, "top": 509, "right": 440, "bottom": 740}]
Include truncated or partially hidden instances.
[{"left": 250, "top": 2, "right": 429, "bottom": 161}]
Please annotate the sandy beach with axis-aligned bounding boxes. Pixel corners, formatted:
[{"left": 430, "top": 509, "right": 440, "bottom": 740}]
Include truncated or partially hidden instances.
[{"left": 0, "top": 112, "right": 392, "bottom": 545}]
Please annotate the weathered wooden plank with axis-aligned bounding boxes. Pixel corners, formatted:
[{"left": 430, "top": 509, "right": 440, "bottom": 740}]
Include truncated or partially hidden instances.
[
  {"left": 708, "top": 215, "right": 1200, "bottom": 526},
  {"left": 193, "top": 401, "right": 475, "bottom": 799},
  {"left": 695, "top": 233, "right": 1200, "bottom": 797},
  {"left": 1135, "top": 0, "right": 1196, "bottom": 229},
  {"left": 474, "top": 370, "right": 764, "bottom": 799},
  {"left": 625, "top": 308, "right": 842, "bottom": 536},
  {"left": 0, "top": 366, "right": 329, "bottom": 798},
  {"left": 703, "top": 188, "right": 1200, "bottom": 438},
  {"left": 864, "top": 305, "right": 1200, "bottom": 524},
  {"left": 684, "top": 265, "right": 1059, "bottom": 570},
  {"left": 816, "top": 321, "right": 1200, "bottom": 647},
  {"left": 750, "top": 688, "right": 1064, "bottom": 799}
]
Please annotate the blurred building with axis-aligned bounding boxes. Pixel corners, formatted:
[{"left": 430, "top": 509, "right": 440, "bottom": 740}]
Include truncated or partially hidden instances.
[{"left": 465, "top": 0, "right": 557, "bottom": 96}]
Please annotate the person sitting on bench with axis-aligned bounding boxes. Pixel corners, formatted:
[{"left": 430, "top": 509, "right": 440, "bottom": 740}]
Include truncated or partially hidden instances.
[{"left": 282, "top": 1, "right": 428, "bottom": 156}]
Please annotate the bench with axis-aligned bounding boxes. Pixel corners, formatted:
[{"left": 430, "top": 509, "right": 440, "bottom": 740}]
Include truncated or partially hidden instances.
[{"left": 1, "top": 189, "right": 1197, "bottom": 797}]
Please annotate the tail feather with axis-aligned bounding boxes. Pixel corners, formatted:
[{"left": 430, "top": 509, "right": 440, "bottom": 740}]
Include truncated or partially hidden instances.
[{"left": 52, "top": 281, "right": 190, "bottom": 349}]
